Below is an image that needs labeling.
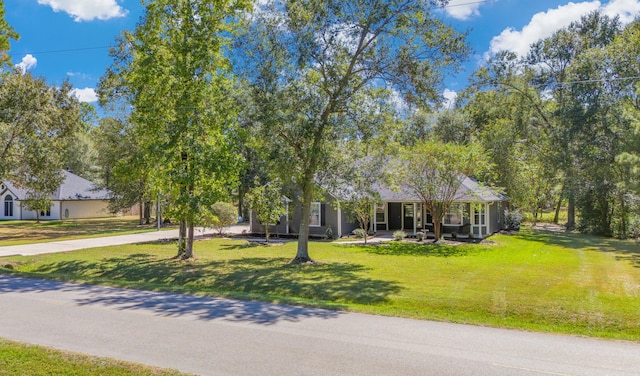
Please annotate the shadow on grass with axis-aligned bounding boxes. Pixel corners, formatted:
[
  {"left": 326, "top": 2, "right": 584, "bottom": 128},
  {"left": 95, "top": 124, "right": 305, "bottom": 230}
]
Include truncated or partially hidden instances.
[
  {"left": 353, "top": 241, "right": 483, "bottom": 257},
  {"left": 511, "top": 228, "right": 640, "bottom": 268},
  {"left": 0, "top": 254, "right": 401, "bottom": 324}
]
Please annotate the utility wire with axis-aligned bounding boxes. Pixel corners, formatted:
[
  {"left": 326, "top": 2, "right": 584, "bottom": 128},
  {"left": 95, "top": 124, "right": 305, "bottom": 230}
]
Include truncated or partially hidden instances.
[{"left": 7, "top": 0, "right": 498, "bottom": 57}]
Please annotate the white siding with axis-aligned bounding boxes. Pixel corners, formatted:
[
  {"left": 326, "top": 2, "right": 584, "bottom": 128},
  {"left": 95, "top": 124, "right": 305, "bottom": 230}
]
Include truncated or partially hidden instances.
[{"left": 60, "top": 200, "right": 111, "bottom": 219}]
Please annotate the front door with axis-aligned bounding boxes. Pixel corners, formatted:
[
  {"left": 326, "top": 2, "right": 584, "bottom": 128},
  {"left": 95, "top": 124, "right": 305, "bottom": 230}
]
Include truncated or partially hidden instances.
[{"left": 388, "top": 203, "right": 402, "bottom": 230}]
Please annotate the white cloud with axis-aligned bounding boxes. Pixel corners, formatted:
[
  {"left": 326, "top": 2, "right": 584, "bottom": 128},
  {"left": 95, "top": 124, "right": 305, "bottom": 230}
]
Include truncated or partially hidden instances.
[
  {"left": 488, "top": 0, "right": 640, "bottom": 58},
  {"left": 70, "top": 88, "right": 98, "bottom": 103},
  {"left": 16, "top": 54, "right": 37, "bottom": 74},
  {"left": 443, "top": 89, "right": 457, "bottom": 109},
  {"left": 38, "top": 0, "right": 127, "bottom": 22},
  {"left": 603, "top": 0, "right": 640, "bottom": 23},
  {"left": 445, "top": 0, "right": 484, "bottom": 20}
]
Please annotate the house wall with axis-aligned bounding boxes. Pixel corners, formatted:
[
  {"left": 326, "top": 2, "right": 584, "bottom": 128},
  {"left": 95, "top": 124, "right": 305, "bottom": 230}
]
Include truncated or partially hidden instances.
[
  {"left": 249, "top": 210, "right": 289, "bottom": 236},
  {"left": 21, "top": 201, "right": 62, "bottom": 220},
  {"left": 340, "top": 209, "right": 359, "bottom": 236},
  {"left": 60, "top": 200, "right": 110, "bottom": 219},
  {"left": 490, "top": 201, "right": 505, "bottom": 233}
]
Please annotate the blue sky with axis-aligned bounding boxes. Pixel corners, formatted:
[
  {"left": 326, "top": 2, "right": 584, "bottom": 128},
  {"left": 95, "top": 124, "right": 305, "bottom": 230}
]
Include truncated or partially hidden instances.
[{"left": 4, "top": 0, "right": 640, "bottom": 108}]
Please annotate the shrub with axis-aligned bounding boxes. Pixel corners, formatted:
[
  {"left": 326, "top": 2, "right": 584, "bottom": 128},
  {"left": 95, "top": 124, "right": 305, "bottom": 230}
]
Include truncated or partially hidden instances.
[
  {"left": 208, "top": 202, "right": 238, "bottom": 235},
  {"left": 352, "top": 228, "right": 366, "bottom": 238},
  {"left": 393, "top": 230, "right": 406, "bottom": 241},
  {"left": 504, "top": 208, "right": 522, "bottom": 230},
  {"left": 325, "top": 226, "right": 334, "bottom": 239}
]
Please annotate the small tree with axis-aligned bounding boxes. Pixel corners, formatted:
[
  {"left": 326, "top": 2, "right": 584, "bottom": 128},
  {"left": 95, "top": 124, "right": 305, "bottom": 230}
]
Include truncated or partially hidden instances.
[
  {"left": 341, "top": 195, "right": 379, "bottom": 244},
  {"left": 245, "top": 180, "right": 286, "bottom": 243},
  {"left": 205, "top": 202, "right": 238, "bottom": 235},
  {"left": 21, "top": 195, "right": 52, "bottom": 223},
  {"left": 396, "top": 141, "right": 490, "bottom": 242}
]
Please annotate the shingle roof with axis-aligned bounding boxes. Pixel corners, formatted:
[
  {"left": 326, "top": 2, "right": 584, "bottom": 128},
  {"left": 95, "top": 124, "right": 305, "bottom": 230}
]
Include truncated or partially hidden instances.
[
  {"left": 372, "top": 176, "right": 507, "bottom": 203},
  {"left": 1, "top": 171, "right": 110, "bottom": 201}
]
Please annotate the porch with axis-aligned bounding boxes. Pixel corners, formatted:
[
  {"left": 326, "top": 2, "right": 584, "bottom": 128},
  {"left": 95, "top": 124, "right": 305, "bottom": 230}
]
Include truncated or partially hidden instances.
[{"left": 371, "top": 201, "right": 492, "bottom": 239}]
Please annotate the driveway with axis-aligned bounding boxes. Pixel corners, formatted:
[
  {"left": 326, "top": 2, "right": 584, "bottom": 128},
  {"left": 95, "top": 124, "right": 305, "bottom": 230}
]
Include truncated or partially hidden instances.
[
  {"left": 0, "top": 223, "right": 250, "bottom": 257},
  {"left": 0, "top": 275, "right": 638, "bottom": 376}
]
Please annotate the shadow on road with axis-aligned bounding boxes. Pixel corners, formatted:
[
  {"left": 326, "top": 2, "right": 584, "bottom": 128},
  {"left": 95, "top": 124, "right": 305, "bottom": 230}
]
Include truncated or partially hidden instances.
[{"left": 0, "top": 275, "right": 344, "bottom": 325}]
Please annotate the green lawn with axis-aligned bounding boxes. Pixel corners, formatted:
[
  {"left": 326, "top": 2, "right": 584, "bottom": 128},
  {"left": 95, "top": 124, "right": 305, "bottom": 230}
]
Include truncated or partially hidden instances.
[
  {"left": 0, "top": 338, "right": 190, "bottom": 375},
  {"left": 0, "top": 217, "right": 170, "bottom": 246},
  {"left": 1, "top": 228, "right": 639, "bottom": 341}
]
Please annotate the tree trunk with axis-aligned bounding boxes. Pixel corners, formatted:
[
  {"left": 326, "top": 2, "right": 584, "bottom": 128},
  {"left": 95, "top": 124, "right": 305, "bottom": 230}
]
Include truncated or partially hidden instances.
[
  {"left": 553, "top": 194, "right": 563, "bottom": 224},
  {"left": 264, "top": 224, "right": 270, "bottom": 244},
  {"left": 566, "top": 190, "right": 576, "bottom": 231},
  {"left": 293, "top": 182, "right": 314, "bottom": 263},
  {"left": 139, "top": 201, "right": 144, "bottom": 225},
  {"left": 433, "top": 218, "right": 442, "bottom": 243},
  {"left": 184, "top": 220, "right": 194, "bottom": 259},
  {"left": 144, "top": 201, "right": 151, "bottom": 224},
  {"left": 177, "top": 219, "right": 186, "bottom": 258}
]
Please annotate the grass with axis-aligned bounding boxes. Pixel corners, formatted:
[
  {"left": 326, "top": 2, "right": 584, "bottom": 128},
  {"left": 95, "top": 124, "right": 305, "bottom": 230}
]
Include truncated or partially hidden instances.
[
  {"left": 1, "top": 228, "right": 639, "bottom": 341},
  {"left": 0, "top": 338, "right": 190, "bottom": 375},
  {"left": 0, "top": 217, "right": 169, "bottom": 246}
]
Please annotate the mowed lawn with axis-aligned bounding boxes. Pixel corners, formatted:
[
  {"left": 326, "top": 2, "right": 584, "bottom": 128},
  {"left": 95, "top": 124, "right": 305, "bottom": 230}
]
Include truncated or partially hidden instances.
[
  {"left": 0, "top": 338, "right": 190, "bottom": 376},
  {"left": 1, "top": 228, "right": 639, "bottom": 341},
  {"left": 0, "top": 217, "right": 165, "bottom": 246}
]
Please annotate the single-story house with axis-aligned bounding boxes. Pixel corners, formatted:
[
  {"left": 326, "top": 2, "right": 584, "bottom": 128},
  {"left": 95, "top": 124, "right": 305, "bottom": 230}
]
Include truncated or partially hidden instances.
[
  {"left": 0, "top": 170, "right": 112, "bottom": 220},
  {"left": 250, "top": 176, "right": 509, "bottom": 239}
]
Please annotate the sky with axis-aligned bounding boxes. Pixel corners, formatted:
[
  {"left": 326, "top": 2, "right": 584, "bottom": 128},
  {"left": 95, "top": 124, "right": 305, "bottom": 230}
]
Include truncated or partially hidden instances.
[{"left": 3, "top": 0, "right": 640, "bottom": 109}]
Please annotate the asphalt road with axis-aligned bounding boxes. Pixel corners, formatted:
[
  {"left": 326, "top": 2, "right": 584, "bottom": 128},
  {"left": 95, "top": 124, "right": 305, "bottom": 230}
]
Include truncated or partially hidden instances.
[{"left": 0, "top": 275, "right": 638, "bottom": 376}]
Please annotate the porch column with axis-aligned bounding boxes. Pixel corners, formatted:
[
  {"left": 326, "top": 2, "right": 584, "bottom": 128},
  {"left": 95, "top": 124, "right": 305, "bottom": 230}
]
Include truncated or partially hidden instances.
[
  {"left": 372, "top": 203, "right": 376, "bottom": 233},
  {"left": 337, "top": 204, "right": 342, "bottom": 237},
  {"left": 413, "top": 203, "right": 417, "bottom": 235},
  {"left": 285, "top": 202, "right": 289, "bottom": 234},
  {"left": 485, "top": 203, "right": 490, "bottom": 236}
]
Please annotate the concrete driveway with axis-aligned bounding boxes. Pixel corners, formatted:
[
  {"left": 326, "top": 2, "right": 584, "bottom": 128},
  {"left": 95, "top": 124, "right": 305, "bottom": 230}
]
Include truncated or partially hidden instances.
[{"left": 0, "top": 223, "right": 250, "bottom": 257}]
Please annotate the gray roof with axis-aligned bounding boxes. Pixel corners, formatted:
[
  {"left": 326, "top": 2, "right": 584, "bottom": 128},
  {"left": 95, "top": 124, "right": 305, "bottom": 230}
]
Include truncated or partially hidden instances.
[
  {"left": 2, "top": 171, "right": 110, "bottom": 201},
  {"left": 373, "top": 176, "right": 507, "bottom": 203}
]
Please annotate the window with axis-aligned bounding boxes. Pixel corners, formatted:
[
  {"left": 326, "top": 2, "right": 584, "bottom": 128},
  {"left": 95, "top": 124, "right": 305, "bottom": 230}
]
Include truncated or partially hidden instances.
[
  {"left": 40, "top": 208, "right": 52, "bottom": 217},
  {"left": 444, "top": 204, "right": 463, "bottom": 225},
  {"left": 309, "top": 202, "right": 321, "bottom": 227},
  {"left": 375, "top": 204, "right": 386, "bottom": 223},
  {"left": 474, "top": 205, "right": 485, "bottom": 225},
  {"left": 4, "top": 195, "right": 13, "bottom": 217}
]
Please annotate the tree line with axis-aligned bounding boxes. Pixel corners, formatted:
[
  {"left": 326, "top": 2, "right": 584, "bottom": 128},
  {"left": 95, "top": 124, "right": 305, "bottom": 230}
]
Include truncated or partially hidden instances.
[{"left": 1, "top": 1, "right": 639, "bottom": 261}]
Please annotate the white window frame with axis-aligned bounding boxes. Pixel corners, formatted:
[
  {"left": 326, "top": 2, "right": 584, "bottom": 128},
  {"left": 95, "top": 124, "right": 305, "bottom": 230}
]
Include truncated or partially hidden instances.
[
  {"left": 309, "top": 202, "right": 321, "bottom": 227},
  {"left": 443, "top": 203, "right": 463, "bottom": 226}
]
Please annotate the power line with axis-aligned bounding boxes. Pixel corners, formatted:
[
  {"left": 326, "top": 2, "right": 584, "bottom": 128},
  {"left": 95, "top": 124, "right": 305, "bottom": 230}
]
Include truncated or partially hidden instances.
[
  {"left": 559, "top": 76, "right": 640, "bottom": 85},
  {"left": 444, "top": 0, "right": 495, "bottom": 9},
  {"left": 6, "top": 1, "right": 498, "bottom": 58},
  {"left": 8, "top": 46, "right": 111, "bottom": 58}
]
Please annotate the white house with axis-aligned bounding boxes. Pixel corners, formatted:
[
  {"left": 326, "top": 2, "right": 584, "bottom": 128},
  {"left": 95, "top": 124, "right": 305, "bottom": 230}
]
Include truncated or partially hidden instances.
[{"left": 0, "top": 170, "right": 112, "bottom": 220}]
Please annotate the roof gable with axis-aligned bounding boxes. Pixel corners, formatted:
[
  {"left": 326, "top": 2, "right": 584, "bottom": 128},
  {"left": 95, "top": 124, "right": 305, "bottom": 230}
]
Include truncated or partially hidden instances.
[{"left": 1, "top": 171, "right": 110, "bottom": 201}]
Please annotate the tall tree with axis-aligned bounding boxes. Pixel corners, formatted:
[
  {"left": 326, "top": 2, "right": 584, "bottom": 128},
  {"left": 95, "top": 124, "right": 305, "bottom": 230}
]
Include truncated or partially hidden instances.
[
  {"left": 239, "top": 0, "right": 469, "bottom": 262},
  {"left": 526, "top": 12, "right": 622, "bottom": 231},
  {"left": 100, "top": 0, "right": 249, "bottom": 258},
  {"left": 0, "top": 2, "right": 18, "bottom": 68},
  {"left": 0, "top": 72, "right": 78, "bottom": 191}
]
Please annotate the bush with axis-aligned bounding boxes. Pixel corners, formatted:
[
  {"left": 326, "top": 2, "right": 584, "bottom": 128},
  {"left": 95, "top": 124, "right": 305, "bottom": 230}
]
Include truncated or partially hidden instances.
[
  {"left": 208, "top": 202, "right": 238, "bottom": 235},
  {"left": 393, "top": 230, "right": 406, "bottom": 241},
  {"left": 325, "top": 226, "right": 334, "bottom": 239},
  {"left": 352, "top": 228, "right": 366, "bottom": 238},
  {"left": 504, "top": 208, "right": 522, "bottom": 230}
]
